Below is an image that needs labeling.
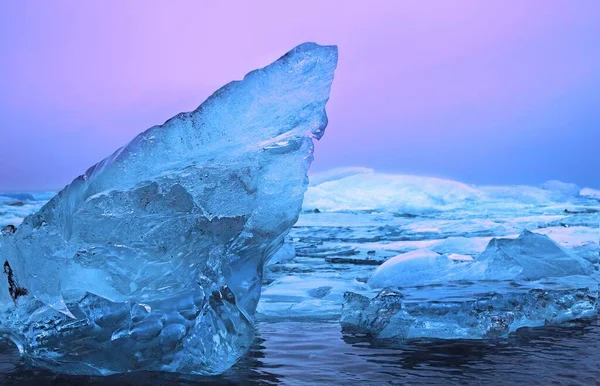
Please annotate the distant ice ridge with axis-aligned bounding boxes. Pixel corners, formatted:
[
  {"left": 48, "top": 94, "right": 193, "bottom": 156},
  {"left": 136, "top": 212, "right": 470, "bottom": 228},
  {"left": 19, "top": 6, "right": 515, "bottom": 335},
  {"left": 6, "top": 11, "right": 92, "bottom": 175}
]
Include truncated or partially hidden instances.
[
  {"left": 0, "top": 42, "right": 338, "bottom": 375},
  {"left": 0, "top": 192, "right": 55, "bottom": 228},
  {"left": 304, "top": 168, "right": 598, "bottom": 213},
  {"left": 342, "top": 231, "right": 598, "bottom": 340},
  {"left": 580, "top": 187, "right": 600, "bottom": 201}
]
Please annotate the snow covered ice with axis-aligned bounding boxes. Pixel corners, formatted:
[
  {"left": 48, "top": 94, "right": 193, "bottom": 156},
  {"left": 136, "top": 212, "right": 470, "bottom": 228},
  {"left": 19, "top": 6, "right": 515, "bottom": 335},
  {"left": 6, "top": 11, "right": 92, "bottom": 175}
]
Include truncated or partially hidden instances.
[{"left": 0, "top": 42, "right": 338, "bottom": 375}]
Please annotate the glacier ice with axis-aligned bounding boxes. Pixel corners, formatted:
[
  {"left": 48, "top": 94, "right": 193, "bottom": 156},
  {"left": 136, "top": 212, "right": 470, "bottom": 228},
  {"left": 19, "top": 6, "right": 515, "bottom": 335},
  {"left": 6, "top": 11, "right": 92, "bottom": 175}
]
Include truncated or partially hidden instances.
[
  {"left": 0, "top": 42, "right": 338, "bottom": 375},
  {"left": 343, "top": 231, "right": 598, "bottom": 340},
  {"left": 307, "top": 167, "right": 374, "bottom": 186},
  {"left": 303, "top": 169, "right": 593, "bottom": 214},
  {"left": 304, "top": 170, "right": 481, "bottom": 213}
]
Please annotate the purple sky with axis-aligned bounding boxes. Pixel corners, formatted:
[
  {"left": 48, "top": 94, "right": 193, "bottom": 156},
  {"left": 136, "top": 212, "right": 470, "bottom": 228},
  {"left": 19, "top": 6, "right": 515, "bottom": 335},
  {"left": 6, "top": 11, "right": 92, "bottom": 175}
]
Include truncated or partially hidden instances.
[{"left": 1, "top": 1, "right": 598, "bottom": 191}]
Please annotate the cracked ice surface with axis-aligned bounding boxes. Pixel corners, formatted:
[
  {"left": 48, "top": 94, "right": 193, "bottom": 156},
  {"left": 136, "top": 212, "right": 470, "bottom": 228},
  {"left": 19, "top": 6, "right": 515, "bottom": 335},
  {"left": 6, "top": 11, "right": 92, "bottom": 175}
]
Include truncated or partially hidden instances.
[{"left": 0, "top": 42, "right": 338, "bottom": 375}]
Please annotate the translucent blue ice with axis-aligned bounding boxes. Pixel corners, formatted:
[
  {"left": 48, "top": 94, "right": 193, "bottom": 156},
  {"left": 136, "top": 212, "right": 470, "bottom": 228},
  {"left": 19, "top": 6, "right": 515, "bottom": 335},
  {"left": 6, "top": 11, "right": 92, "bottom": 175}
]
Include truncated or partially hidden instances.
[
  {"left": 0, "top": 42, "right": 338, "bottom": 375},
  {"left": 341, "top": 277, "right": 597, "bottom": 340},
  {"left": 474, "top": 230, "right": 593, "bottom": 280},
  {"left": 343, "top": 231, "right": 598, "bottom": 340},
  {"left": 368, "top": 230, "right": 594, "bottom": 288}
]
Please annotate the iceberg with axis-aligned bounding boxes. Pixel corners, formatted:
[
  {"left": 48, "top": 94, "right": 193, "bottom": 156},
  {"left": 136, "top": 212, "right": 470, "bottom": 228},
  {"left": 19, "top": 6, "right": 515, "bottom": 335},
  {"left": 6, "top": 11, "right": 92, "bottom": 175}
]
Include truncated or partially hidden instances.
[
  {"left": 303, "top": 171, "right": 595, "bottom": 214},
  {"left": 343, "top": 231, "right": 598, "bottom": 340},
  {"left": 304, "top": 171, "right": 481, "bottom": 213},
  {"left": 0, "top": 42, "right": 338, "bottom": 375}
]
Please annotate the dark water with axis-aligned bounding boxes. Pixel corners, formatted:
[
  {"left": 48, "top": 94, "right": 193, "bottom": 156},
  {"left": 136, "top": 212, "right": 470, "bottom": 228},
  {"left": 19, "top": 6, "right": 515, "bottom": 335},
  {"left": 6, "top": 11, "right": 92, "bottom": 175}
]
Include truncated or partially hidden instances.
[{"left": 1, "top": 317, "right": 597, "bottom": 385}]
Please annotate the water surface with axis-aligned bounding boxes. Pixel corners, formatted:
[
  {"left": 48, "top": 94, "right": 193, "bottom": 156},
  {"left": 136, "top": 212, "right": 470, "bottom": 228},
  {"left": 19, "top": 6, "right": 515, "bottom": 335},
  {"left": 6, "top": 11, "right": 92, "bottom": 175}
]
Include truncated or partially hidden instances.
[{"left": 1, "top": 318, "right": 598, "bottom": 385}]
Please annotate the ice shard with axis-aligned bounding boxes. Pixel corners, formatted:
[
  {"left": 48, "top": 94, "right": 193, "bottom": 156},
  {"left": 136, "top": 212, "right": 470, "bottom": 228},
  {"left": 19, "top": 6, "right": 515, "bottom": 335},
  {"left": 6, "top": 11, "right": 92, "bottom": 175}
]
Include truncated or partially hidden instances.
[{"left": 0, "top": 42, "right": 338, "bottom": 375}]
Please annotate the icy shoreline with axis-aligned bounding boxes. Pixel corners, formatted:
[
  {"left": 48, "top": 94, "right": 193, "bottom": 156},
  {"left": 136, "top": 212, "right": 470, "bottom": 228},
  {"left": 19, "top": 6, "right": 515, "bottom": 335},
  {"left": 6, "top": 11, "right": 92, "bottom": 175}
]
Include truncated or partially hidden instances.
[{"left": 2, "top": 171, "right": 598, "bottom": 345}]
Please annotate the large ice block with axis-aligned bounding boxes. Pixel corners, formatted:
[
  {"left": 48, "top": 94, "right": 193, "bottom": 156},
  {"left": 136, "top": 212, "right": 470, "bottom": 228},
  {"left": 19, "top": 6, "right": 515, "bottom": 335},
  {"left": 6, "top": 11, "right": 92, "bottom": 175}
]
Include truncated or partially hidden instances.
[{"left": 0, "top": 42, "right": 338, "bottom": 375}]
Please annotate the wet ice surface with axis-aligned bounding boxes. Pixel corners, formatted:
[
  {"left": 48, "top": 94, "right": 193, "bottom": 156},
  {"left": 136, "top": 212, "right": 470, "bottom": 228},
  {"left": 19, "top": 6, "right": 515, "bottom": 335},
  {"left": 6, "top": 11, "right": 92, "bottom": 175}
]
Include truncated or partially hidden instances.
[{"left": 0, "top": 170, "right": 598, "bottom": 383}]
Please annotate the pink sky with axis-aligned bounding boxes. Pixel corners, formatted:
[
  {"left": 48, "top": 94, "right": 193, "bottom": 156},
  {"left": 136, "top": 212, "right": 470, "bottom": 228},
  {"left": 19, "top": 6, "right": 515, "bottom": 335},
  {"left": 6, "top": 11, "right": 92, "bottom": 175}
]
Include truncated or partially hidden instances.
[{"left": 1, "top": 1, "right": 598, "bottom": 190}]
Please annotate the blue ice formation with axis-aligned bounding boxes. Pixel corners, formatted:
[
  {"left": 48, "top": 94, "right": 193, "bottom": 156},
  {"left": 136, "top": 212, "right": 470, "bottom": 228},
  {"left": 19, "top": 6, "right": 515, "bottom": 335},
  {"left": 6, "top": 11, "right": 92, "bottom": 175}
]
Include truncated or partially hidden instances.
[
  {"left": 341, "top": 277, "right": 597, "bottom": 339},
  {"left": 368, "top": 231, "right": 593, "bottom": 288},
  {"left": 0, "top": 42, "right": 338, "bottom": 375},
  {"left": 342, "top": 231, "right": 598, "bottom": 339}
]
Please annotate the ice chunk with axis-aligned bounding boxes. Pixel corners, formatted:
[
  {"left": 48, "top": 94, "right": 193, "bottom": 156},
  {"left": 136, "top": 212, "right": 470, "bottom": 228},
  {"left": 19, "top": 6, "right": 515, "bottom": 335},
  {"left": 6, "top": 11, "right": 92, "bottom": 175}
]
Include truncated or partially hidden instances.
[
  {"left": 430, "top": 236, "right": 490, "bottom": 256},
  {"left": 368, "top": 249, "right": 450, "bottom": 288},
  {"left": 340, "top": 288, "right": 405, "bottom": 337},
  {"left": 476, "top": 230, "right": 593, "bottom": 280},
  {"left": 368, "top": 231, "right": 593, "bottom": 289},
  {"left": 345, "top": 231, "right": 597, "bottom": 340},
  {"left": 258, "top": 275, "right": 364, "bottom": 321},
  {"left": 342, "top": 276, "right": 598, "bottom": 340},
  {"left": 0, "top": 42, "right": 338, "bottom": 375}
]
